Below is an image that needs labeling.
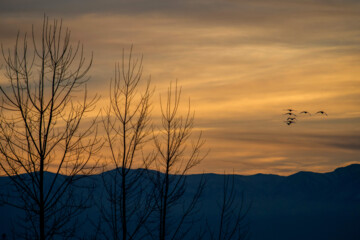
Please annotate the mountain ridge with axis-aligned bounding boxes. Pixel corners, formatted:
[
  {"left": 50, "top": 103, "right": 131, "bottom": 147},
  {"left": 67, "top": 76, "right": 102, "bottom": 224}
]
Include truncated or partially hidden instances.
[
  {"left": 1, "top": 163, "right": 358, "bottom": 179},
  {"left": 0, "top": 163, "right": 359, "bottom": 239}
]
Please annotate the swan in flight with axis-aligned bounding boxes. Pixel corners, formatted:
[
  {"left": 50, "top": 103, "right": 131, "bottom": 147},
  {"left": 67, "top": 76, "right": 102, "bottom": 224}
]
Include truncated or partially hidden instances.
[
  {"left": 300, "top": 111, "right": 311, "bottom": 115},
  {"left": 316, "top": 111, "right": 327, "bottom": 116}
]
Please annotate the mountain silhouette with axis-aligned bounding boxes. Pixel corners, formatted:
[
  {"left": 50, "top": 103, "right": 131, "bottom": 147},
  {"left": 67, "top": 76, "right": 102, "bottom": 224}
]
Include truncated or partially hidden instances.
[{"left": 0, "top": 164, "right": 359, "bottom": 239}]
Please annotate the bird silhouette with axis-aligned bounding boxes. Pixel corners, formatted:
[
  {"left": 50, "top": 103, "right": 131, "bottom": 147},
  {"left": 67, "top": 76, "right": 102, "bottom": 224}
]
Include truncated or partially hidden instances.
[
  {"left": 285, "top": 120, "right": 296, "bottom": 125},
  {"left": 287, "top": 117, "right": 296, "bottom": 121},
  {"left": 316, "top": 111, "right": 327, "bottom": 116},
  {"left": 285, "top": 109, "right": 295, "bottom": 112},
  {"left": 299, "top": 111, "right": 311, "bottom": 116},
  {"left": 284, "top": 112, "right": 297, "bottom": 116}
]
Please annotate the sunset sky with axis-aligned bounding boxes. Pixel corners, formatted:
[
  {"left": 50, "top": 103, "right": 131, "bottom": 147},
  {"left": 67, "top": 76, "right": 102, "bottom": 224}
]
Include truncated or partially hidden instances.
[{"left": 1, "top": 0, "right": 360, "bottom": 175}]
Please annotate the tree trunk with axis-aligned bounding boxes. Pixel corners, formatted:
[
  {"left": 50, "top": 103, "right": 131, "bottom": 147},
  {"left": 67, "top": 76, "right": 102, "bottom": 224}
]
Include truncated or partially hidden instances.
[{"left": 40, "top": 157, "right": 45, "bottom": 240}]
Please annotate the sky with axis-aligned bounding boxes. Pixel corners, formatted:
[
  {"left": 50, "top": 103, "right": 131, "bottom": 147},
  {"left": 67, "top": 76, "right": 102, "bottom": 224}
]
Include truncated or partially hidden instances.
[{"left": 0, "top": 0, "right": 360, "bottom": 175}]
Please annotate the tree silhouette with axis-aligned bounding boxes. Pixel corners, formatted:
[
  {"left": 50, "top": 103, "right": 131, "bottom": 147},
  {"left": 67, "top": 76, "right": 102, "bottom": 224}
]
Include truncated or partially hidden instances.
[
  {"left": 0, "top": 16, "right": 100, "bottom": 240},
  {"left": 145, "top": 81, "right": 207, "bottom": 240},
  {"left": 207, "top": 174, "right": 251, "bottom": 240},
  {"left": 99, "top": 48, "right": 154, "bottom": 240}
]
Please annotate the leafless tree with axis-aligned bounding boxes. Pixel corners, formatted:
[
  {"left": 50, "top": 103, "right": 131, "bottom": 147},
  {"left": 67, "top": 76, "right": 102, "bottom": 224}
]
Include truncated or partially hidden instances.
[
  {"left": 207, "top": 174, "right": 251, "bottom": 240},
  {"left": 146, "top": 81, "right": 207, "bottom": 240},
  {"left": 0, "top": 16, "right": 100, "bottom": 240},
  {"left": 99, "top": 48, "right": 154, "bottom": 240}
]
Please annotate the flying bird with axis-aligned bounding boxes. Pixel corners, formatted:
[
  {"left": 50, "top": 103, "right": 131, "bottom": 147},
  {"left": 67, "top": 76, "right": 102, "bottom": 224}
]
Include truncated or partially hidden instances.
[
  {"left": 285, "top": 109, "right": 295, "bottom": 112},
  {"left": 284, "top": 112, "right": 297, "bottom": 116},
  {"left": 316, "top": 111, "right": 327, "bottom": 116},
  {"left": 300, "top": 111, "right": 311, "bottom": 115},
  {"left": 287, "top": 117, "right": 296, "bottom": 121},
  {"left": 285, "top": 120, "right": 296, "bottom": 125}
]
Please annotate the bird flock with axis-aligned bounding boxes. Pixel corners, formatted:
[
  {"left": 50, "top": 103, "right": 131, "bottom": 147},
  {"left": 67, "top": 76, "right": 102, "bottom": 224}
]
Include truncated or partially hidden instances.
[{"left": 284, "top": 109, "right": 327, "bottom": 125}]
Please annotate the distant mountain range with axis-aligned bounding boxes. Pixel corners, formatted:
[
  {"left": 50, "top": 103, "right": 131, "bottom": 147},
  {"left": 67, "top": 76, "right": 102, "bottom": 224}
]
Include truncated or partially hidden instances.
[{"left": 1, "top": 164, "right": 359, "bottom": 239}]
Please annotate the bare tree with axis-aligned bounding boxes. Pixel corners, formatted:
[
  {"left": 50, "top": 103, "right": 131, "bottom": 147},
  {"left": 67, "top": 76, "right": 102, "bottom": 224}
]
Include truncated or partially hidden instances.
[
  {"left": 207, "top": 174, "right": 251, "bottom": 240},
  {"left": 0, "top": 16, "right": 100, "bottom": 240},
  {"left": 147, "top": 81, "right": 207, "bottom": 240},
  {"left": 99, "top": 48, "right": 154, "bottom": 240}
]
